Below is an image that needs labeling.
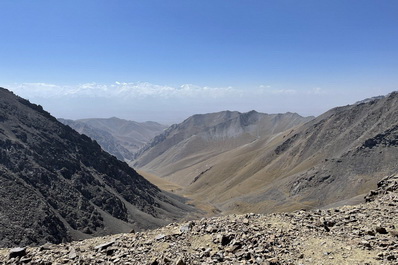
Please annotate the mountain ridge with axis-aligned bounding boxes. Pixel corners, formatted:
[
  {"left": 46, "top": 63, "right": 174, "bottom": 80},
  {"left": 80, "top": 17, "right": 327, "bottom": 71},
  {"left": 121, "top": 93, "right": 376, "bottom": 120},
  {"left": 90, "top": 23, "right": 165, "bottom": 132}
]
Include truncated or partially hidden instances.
[
  {"left": 131, "top": 110, "right": 313, "bottom": 187},
  {"left": 131, "top": 92, "right": 398, "bottom": 215},
  {"left": 59, "top": 117, "right": 167, "bottom": 161}
]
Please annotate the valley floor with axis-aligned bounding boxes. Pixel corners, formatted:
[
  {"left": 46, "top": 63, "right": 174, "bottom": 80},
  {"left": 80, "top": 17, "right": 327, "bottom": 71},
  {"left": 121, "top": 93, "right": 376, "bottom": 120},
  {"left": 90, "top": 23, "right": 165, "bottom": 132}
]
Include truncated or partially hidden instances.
[{"left": 138, "top": 170, "right": 222, "bottom": 216}]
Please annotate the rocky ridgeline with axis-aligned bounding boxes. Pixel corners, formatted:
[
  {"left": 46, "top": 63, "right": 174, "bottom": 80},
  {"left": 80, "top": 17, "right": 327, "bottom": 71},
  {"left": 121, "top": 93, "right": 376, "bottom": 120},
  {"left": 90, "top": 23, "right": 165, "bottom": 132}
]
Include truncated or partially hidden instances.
[{"left": 1, "top": 175, "right": 398, "bottom": 265}]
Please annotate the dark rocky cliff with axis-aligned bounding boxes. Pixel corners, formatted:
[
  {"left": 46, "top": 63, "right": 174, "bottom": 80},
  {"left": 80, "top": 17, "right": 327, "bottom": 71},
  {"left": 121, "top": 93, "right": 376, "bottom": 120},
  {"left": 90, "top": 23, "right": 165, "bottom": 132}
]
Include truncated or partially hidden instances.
[{"left": 0, "top": 88, "right": 194, "bottom": 248}]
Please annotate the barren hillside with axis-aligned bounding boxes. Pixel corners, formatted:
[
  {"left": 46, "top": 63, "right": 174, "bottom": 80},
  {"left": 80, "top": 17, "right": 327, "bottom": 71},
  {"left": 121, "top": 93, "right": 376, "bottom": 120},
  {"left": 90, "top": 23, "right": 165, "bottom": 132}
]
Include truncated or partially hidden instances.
[{"left": 133, "top": 93, "right": 398, "bottom": 215}]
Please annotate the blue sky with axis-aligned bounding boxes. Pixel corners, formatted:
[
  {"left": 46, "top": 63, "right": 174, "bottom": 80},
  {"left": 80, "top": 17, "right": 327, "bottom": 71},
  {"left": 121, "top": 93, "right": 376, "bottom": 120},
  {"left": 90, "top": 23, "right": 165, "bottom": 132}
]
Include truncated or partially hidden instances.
[{"left": 1, "top": 1, "right": 398, "bottom": 123}]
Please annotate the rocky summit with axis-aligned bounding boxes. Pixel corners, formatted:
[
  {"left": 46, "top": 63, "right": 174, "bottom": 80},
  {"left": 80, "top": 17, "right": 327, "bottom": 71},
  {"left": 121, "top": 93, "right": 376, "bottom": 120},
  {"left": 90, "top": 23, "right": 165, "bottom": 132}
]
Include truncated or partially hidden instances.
[
  {"left": 1, "top": 174, "right": 397, "bottom": 264},
  {"left": 0, "top": 88, "right": 195, "bottom": 248}
]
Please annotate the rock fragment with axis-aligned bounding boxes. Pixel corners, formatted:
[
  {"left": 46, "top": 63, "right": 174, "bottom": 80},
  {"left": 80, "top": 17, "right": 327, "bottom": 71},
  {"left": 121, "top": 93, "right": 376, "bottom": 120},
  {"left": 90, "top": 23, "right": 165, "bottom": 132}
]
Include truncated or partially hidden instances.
[{"left": 9, "top": 247, "right": 26, "bottom": 259}]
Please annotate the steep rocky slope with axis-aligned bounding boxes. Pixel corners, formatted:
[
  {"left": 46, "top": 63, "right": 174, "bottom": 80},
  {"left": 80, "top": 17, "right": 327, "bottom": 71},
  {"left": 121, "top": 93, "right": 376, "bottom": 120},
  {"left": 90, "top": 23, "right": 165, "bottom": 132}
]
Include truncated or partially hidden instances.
[
  {"left": 0, "top": 88, "right": 195, "bottom": 248},
  {"left": 59, "top": 118, "right": 166, "bottom": 161},
  {"left": 2, "top": 174, "right": 397, "bottom": 264},
  {"left": 132, "top": 110, "right": 313, "bottom": 186}
]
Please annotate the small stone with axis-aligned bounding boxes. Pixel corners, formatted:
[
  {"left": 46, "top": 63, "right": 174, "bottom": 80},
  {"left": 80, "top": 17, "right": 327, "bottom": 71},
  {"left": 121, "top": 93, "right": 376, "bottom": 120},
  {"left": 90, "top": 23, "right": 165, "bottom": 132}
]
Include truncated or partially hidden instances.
[
  {"left": 149, "top": 258, "right": 159, "bottom": 265},
  {"left": 360, "top": 240, "right": 372, "bottom": 249},
  {"left": 94, "top": 241, "right": 115, "bottom": 251},
  {"left": 9, "top": 247, "right": 27, "bottom": 259},
  {"left": 68, "top": 247, "right": 77, "bottom": 259},
  {"left": 266, "top": 257, "right": 280, "bottom": 265},
  {"left": 106, "top": 248, "right": 116, "bottom": 256},
  {"left": 221, "top": 234, "right": 234, "bottom": 246},
  {"left": 175, "top": 258, "right": 186, "bottom": 265},
  {"left": 20, "top": 257, "right": 32, "bottom": 263},
  {"left": 155, "top": 234, "right": 166, "bottom": 240},
  {"left": 376, "top": 226, "right": 388, "bottom": 234},
  {"left": 206, "top": 226, "right": 215, "bottom": 233},
  {"left": 38, "top": 243, "right": 53, "bottom": 251},
  {"left": 180, "top": 225, "right": 191, "bottom": 233},
  {"left": 390, "top": 230, "right": 398, "bottom": 237}
]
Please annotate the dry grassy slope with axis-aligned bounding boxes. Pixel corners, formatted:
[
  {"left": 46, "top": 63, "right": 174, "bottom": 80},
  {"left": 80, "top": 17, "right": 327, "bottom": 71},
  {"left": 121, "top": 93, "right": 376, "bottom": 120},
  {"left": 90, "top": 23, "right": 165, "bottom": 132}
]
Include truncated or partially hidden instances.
[
  {"left": 183, "top": 92, "right": 398, "bottom": 214},
  {"left": 132, "top": 111, "right": 312, "bottom": 187}
]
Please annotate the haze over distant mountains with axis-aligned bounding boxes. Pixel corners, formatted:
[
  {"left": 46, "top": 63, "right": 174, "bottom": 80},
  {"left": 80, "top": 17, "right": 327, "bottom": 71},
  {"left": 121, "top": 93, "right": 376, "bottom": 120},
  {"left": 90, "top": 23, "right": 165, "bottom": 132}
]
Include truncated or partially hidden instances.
[
  {"left": 0, "top": 88, "right": 194, "bottom": 248},
  {"left": 59, "top": 118, "right": 167, "bottom": 161}
]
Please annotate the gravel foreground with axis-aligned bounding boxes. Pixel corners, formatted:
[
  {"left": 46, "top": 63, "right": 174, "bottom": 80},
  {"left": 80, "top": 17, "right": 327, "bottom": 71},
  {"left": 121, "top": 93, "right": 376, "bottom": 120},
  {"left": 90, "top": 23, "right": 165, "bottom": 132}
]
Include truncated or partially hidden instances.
[{"left": 1, "top": 175, "right": 397, "bottom": 265}]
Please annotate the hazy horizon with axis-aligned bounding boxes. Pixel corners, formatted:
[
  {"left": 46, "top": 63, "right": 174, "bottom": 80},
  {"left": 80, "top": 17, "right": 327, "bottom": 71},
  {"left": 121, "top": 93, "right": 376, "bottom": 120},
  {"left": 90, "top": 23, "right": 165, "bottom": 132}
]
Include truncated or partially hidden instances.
[
  {"left": 4, "top": 82, "right": 395, "bottom": 125},
  {"left": 2, "top": 1, "right": 397, "bottom": 124}
]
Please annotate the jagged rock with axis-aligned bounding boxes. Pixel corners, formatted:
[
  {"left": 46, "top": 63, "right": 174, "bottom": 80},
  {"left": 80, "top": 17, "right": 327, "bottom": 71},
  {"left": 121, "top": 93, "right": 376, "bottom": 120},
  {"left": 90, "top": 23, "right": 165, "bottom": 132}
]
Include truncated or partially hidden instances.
[
  {"left": 155, "top": 234, "right": 166, "bottom": 240},
  {"left": 9, "top": 247, "right": 26, "bottom": 259},
  {"left": 375, "top": 226, "right": 388, "bottom": 234},
  {"left": 220, "top": 234, "right": 234, "bottom": 246},
  {"left": 68, "top": 247, "right": 77, "bottom": 259},
  {"left": 94, "top": 241, "right": 115, "bottom": 251},
  {"left": 179, "top": 222, "right": 194, "bottom": 233}
]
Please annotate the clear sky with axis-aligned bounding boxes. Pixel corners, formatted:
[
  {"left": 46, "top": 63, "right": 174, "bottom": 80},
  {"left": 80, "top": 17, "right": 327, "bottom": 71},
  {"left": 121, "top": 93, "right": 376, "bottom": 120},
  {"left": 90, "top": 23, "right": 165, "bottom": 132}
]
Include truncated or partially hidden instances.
[{"left": 1, "top": 0, "right": 398, "bottom": 124}]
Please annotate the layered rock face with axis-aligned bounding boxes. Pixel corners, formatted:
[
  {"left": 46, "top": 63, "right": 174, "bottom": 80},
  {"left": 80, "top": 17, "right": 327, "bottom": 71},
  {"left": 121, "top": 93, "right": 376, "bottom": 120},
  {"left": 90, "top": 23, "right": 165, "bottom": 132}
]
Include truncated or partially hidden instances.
[
  {"left": 0, "top": 88, "right": 194, "bottom": 248},
  {"left": 1, "top": 174, "right": 397, "bottom": 264}
]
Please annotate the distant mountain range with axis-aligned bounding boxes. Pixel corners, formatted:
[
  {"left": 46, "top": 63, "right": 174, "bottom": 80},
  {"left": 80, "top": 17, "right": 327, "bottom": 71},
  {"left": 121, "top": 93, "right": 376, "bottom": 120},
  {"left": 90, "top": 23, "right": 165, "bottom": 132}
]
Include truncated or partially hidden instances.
[
  {"left": 59, "top": 117, "right": 167, "bottom": 161},
  {"left": 0, "top": 88, "right": 194, "bottom": 248},
  {"left": 131, "top": 93, "right": 398, "bottom": 215}
]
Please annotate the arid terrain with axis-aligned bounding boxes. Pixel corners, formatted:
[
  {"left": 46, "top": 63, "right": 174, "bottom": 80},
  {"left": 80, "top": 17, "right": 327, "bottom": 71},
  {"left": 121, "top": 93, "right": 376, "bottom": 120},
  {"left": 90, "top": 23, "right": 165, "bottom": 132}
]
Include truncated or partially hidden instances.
[
  {"left": 1, "top": 87, "right": 398, "bottom": 264},
  {"left": 132, "top": 93, "right": 398, "bottom": 215},
  {"left": 1, "top": 174, "right": 397, "bottom": 264}
]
